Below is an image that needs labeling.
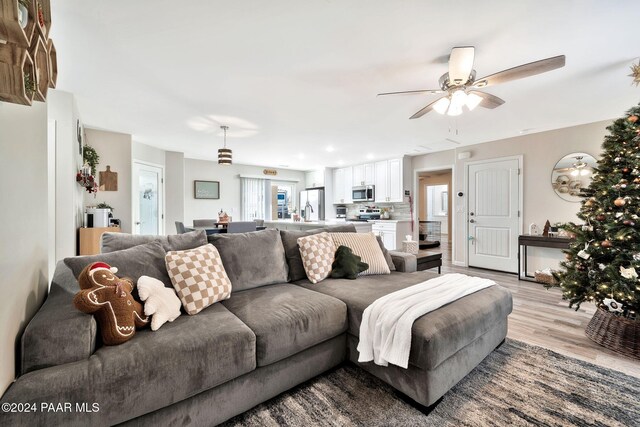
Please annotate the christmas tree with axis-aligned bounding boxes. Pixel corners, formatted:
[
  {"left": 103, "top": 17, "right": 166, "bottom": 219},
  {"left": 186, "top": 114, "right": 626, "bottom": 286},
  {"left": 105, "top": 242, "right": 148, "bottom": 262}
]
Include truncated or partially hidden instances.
[{"left": 550, "top": 103, "right": 640, "bottom": 319}]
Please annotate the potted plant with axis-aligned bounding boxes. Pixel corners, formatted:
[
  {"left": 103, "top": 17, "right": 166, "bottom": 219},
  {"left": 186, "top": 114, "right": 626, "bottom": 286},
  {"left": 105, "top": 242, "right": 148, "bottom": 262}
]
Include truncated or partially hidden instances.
[
  {"left": 96, "top": 202, "right": 114, "bottom": 211},
  {"left": 82, "top": 145, "right": 99, "bottom": 176},
  {"left": 291, "top": 207, "right": 300, "bottom": 222},
  {"left": 24, "top": 72, "right": 35, "bottom": 96}
]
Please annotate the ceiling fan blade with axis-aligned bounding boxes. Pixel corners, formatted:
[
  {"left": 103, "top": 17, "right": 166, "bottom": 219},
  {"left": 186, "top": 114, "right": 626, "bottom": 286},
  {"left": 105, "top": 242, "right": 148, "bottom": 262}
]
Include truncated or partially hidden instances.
[
  {"left": 472, "top": 55, "right": 565, "bottom": 88},
  {"left": 468, "top": 91, "right": 505, "bottom": 109},
  {"left": 377, "top": 89, "right": 443, "bottom": 96},
  {"left": 409, "top": 97, "right": 446, "bottom": 119},
  {"left": 448, "top": 46, "right": 475, "bottom": 85}
]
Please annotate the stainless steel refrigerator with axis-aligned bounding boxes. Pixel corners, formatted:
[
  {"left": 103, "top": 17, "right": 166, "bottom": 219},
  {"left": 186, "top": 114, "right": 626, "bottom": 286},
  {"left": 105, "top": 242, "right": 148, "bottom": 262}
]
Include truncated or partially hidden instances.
[{"left": 299, "top": 189, "right": 325, "bottom": 221}]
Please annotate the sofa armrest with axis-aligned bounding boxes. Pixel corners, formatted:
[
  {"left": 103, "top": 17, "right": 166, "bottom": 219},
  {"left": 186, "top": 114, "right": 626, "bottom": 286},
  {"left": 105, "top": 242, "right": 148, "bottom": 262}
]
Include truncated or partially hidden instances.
[
  {"left": 389, "top": 251, "right": 417, "bottom": 273},
  {"left": 20, "top": 261, "right": 97, "bottom": 375}
]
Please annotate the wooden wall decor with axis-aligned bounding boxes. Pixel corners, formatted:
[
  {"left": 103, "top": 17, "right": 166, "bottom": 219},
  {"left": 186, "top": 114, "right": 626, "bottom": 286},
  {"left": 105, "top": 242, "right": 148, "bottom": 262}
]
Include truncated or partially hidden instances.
[
  {"left": 263, "top": 169, "right": 278, "bottom": 176},
  {"left": 46, "top": 37, "right": 56, "bottom": 88},
  {"left": 29, "top": 33, "right": 49, "bottom": 101},
  {"left": 0, "top": 43, "right": 35, "bottom": 105},
  {"left": 99, "top": 166, "right": 118, "bottom": 191},
  {"left": 0, "top": 0, "right": 55, "bottom": 106},
  {"left": 0, "top": 0, "right": 36, "bottom": 47}
]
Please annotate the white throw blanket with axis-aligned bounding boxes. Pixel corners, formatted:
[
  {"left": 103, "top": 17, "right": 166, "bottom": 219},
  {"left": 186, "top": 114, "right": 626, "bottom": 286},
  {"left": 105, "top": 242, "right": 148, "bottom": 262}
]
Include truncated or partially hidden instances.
[{"left": 357, "top": 273, "right": 496, "bottom": 369}]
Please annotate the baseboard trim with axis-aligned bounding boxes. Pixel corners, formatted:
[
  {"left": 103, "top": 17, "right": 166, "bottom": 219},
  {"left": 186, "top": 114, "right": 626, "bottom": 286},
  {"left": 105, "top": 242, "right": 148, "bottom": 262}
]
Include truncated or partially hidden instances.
[{"left": 452, "top": 261, "right": 467, "bottom": 267}]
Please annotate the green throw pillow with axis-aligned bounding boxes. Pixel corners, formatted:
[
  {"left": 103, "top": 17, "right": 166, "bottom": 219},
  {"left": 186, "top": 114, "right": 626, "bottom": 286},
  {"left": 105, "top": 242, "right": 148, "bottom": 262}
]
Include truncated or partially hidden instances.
[{"left": 331, "top": 245, "right": 369, "bottom": 280}]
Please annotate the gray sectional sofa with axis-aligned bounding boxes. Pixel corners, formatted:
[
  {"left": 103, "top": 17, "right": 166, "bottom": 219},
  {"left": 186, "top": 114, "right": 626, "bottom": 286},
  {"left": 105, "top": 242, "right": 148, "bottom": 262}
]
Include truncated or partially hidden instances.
[{"left": 0, "top": 225, "right": 512, "bottom": 426}]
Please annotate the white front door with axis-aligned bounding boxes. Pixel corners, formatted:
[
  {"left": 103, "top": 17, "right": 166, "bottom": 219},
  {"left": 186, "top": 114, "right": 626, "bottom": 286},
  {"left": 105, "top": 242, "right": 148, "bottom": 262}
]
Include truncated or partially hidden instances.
[
  {"left": 133, "top": 162, "right": 164, "bottom": 235},
  {"left": 468, "top": 158, "right": 520, "bottom": 272}
]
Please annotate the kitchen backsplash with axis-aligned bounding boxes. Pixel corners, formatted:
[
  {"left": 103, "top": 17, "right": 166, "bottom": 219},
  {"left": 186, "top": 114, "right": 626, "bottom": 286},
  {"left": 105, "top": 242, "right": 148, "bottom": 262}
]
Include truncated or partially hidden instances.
[{"left": 343, "top": 202, "right": 412, "bottom": 220}]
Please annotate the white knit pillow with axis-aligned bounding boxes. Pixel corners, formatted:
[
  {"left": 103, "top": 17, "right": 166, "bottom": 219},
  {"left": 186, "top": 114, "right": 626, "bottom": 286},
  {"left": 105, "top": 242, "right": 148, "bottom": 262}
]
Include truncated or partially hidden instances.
[
  {"left": 297, "top": 232, "right": 336, "bottom": 284},
  {"left": 165, "top": 244, "right": 232, "bottom": 315},
  {"left": 329, "top": 232, "right": 391, "bottom": 276}
]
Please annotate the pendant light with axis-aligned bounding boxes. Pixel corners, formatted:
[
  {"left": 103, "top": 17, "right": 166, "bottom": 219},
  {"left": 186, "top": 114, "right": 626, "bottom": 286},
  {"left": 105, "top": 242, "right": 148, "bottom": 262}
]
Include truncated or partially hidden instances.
[{"left": 218, "top": 125, "right": 232, "bottom": 165}]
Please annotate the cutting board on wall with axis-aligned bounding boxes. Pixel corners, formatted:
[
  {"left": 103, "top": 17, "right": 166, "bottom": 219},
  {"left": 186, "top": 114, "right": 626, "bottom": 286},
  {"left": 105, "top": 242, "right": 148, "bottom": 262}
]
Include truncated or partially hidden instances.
[{"left": 99, "top": 166, "right": 118, "bottom": 191}]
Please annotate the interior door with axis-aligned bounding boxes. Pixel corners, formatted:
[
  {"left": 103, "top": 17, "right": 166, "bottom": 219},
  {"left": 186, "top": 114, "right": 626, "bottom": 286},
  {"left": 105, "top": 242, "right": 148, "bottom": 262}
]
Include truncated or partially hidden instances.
[
  {"left": 133, "top": 162, "right": 164, "bottom": 235},
  {"left": 468, "top": 158, "right": 520, "bottom": 272}
]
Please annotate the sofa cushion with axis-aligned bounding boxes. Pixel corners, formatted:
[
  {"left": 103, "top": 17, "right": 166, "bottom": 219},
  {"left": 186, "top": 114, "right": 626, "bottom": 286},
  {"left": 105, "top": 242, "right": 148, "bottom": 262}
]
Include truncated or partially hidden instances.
[
  {"left": 65, "top": 241, "right": 172, "bottom": 287},
  {"left": 222, "top": 283, "right": 347, "bottom": 367},
  {"left": 330, "top": 232, "right": 390, "bottom": 276},
  {"left": 3, "top": 303, "right": 256, "bottom": 426},
  {"left": 208, "top": 229, "right": 288, "bottom": 292},
  {"left": 281, "top": 224, "right": 357, "bottom": 282},
  {"left": 297, "top": 232, "right": 336, "bottom": 284},
  {"left": 166, "top": 244, "right": 232, "bottom": 315},
  {"left": 296, "top": 272, "right": 512, "bottom": 370},
  {"left": 377, "top": 235, "right": 396, "bottom": 271},
  {"left": 101, "top": 230, "right": 207, "bottom": 253}
]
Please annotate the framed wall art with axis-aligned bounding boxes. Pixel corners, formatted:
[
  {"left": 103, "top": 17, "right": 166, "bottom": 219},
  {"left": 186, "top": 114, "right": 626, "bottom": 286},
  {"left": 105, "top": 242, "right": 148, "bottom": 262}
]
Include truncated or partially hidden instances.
[{"left": 194, "top": 180, "right": 220, "bottom": 199}]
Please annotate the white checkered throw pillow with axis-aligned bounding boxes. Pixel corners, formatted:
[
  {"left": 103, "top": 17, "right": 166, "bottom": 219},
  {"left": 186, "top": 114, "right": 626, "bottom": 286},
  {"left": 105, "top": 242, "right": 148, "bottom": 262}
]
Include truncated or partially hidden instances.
[
  {"left": 297, "top": 232, "right": 336, "bottom": 284},
  {"left": 165, "top": 244, "right": 232, "bottom": 315}
]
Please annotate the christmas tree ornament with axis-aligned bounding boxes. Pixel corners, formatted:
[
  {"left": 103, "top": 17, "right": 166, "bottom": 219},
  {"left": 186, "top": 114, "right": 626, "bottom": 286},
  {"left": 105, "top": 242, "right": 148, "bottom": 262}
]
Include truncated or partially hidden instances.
[
  {"left": 601, "top": 239, "right": 613, "bottom": 248},
  {"left": 623, "top": 220, "right": 635, "bottom": 226},
  {"left": 629, "top": 115, "right": 639, "bottom": 123},
  {"left": 599, "top": 263, "right": 606, "bottom": 271},
  {"left": 603, "top": 298, "right": 624, "bottom": 313},
  {"left": 614, "top": 197, "right": 626, "bottom": 207},
  {"left": 620, "top": 266, "right": 638, "bottom": 280},
  {"left": 596, "top": 214, "right": 606, "bottom": 221},
  {"left": 622, "top": 168, "right": 630, "bottom": 173},
  {"left": 629, "top": 60, "right": 640, "bottom": 86}
]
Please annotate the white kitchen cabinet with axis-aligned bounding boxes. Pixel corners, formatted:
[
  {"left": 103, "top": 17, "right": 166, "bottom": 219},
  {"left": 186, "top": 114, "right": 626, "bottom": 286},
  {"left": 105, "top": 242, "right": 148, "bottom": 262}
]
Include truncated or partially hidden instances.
[
  {"left": 352, "top": 163, "right": 374, "bottom": 186},
  {"left": 305, "top": 169, "right": 324, "bottom": 188},
  {"left": 374, "top": 158, "right": 403, "bottom": 203},
  {"left": 371, "top": 221, "right": 412, "bottom": 251},
  {"left": 332, "top": 166, "right": 353, "bottom": 204}
]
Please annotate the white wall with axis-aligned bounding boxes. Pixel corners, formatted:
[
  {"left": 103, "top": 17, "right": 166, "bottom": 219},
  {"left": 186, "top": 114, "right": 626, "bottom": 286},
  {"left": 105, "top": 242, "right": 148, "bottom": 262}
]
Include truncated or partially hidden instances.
[
  {"left": 411, "top": 120, "right": 611, "bottom": 270},
  {"left": 84, "top": 129, "right": 133, "bottom": 232},
  {"left": 48, "top": 90, "right": 84, "bottom": 259},
  {"left": 0, "top": 101, "right": 50, "bottom": 395},
  {"left": 132, "top": 141, "right": 166, "bottom": 167},
  {"left": 183, "top": 159, "right": 305, "bottom": 224},
  {"left": 165, "top": 151, "right": 185, "bottom": 234}
]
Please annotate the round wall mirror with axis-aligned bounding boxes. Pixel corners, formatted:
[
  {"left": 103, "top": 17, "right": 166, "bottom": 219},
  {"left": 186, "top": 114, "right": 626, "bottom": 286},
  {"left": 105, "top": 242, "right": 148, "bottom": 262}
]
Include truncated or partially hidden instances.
[{"left": 551, "top": 152, "right": 597, "bottom": 202}]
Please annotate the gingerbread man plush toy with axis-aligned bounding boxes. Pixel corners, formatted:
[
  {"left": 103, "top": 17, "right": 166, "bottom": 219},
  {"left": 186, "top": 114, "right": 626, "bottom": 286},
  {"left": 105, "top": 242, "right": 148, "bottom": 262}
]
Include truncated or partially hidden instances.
[{"left": 73, "top": 262, "right": 149, "bottom": 345}]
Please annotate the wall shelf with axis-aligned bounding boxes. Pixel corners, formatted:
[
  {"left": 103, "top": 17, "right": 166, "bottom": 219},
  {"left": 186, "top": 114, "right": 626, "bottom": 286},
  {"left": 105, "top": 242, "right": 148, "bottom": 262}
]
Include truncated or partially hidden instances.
[
  {"left": 46, "top": 37, "right": 56, "bottom": 88},
  {"left": 29, "top": 33, "right": 48, "bottom": 101},
  {"left": 0, "top": 0, "right": 37, "bottom": 48},
  {"left": 0, "top": 43, "right": 35, "bottom": 105},
  {"left": 34, "top": 0, "right": 50, "bottom": 39}
]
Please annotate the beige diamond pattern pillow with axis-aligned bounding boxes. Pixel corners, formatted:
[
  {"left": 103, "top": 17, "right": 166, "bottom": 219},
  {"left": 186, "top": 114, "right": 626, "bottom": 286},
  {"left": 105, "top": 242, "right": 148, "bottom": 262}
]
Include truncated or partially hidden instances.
[
  {"left": 297, "top": 232, "right": 336, "bottom": 284},
  {"left": 165, "top": 244, "right": 232, "bottom": 315},
  {"left": 329, "top": 232, "right": 391, "bottom": 276}
]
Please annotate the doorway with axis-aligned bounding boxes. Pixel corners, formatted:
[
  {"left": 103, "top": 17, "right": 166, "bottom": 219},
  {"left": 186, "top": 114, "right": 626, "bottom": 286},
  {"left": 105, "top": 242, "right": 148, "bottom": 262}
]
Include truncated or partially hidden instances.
[
  {"left": 133, "top": 162, "right": 164, "bottom": 235},
  {"left": 416, "top": 169, "right": 452, "bottom": 260},
  {"left": 466, "top": 156, "right": 522, "bottom": 273}
]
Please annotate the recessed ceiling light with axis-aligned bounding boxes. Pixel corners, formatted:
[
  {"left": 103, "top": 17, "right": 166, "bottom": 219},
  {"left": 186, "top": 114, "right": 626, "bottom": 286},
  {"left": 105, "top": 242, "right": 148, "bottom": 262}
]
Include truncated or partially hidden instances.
[
  {"left": 326, "top": 146, "right": 335, "bottom": 152},
  {"left": 366, "top": 153, "right": 374, "bottom": 160}
]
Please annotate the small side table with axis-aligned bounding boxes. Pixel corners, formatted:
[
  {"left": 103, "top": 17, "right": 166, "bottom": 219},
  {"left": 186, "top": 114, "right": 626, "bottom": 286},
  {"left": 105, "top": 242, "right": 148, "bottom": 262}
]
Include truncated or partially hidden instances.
[
  {"left": 416, "top": 252, "right": 442, "bottom": 274},
  {"left": 518, "top": 234, "right": 572, "bottom": 281}
]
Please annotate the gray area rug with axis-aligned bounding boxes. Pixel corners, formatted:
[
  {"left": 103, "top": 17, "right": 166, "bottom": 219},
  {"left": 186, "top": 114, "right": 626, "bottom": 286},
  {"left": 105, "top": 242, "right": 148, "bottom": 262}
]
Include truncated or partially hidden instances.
[{"left": 222, "top": 339, "right": 639, "bottom": 426}]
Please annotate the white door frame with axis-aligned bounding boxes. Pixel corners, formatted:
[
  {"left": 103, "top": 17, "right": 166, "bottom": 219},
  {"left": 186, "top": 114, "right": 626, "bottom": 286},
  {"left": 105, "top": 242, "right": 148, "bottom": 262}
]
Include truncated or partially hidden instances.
[
  {"left": 132, "top": 160, "right": 165, "bottom": 235},
  {"left": 413, "top": 165, "right": 455, "bottom": 263},
  {"left": 464, "top": 155, "right": 523, "bottom": 269}
]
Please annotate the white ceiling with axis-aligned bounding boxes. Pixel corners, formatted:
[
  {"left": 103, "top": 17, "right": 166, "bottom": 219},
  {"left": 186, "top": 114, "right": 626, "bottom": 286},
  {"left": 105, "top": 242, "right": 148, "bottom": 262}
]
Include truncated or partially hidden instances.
[{"left": 51, "top": 0, "right": 640, "bottom": 171}]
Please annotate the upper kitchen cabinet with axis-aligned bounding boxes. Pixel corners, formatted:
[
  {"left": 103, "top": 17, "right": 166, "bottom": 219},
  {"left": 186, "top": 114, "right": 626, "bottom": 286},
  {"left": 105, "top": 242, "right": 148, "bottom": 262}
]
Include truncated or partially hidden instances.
[
  {"left": 375, "top": 158, "right": 404, "bottom": 203},
  {"left": 352, "top": 163, "right": 374, "bottom": 186},
  {"left": 305, "top": 169, "right": 325, "bottom": 188},
  {"left": 332, "top": 166, "right": 353, "bottom": 204}
]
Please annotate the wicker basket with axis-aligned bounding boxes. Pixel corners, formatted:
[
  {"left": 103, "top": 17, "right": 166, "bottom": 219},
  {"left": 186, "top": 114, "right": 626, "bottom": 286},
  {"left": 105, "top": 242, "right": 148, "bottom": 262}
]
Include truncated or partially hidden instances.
[{"left": 585, "top": 306, "right": 640, "bottom": 360}]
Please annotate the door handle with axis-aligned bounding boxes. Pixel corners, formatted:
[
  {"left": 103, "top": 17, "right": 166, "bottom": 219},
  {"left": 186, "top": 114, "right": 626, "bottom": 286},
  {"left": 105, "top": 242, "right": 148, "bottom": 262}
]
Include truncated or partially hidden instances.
[{"left": 469, "top": 219, "right": 475, "bottom": 223}]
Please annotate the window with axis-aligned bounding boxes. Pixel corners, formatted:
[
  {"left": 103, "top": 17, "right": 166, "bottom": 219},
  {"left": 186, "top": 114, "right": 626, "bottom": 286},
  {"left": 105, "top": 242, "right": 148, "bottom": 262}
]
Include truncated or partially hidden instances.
[{"left": 240, "top": 178, "right": 266, "bottom": 221}]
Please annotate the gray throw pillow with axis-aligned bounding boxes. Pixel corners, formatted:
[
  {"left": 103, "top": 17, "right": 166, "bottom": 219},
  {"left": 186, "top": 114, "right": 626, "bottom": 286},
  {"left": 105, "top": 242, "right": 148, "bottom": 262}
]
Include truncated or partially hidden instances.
[
  {"left": 281, "top": 223, "right": 358, "bottom": 282},
  {"left": 64, "top": 241, "right": 172, "bottom": 287},
  {"left": 100, "top": 230, "right": 207, "bottom": 253},
  {"left": 207, "top": 229, "right": 289, "bottom": 292},
  {"left": 376, "top": 235, "right": 396, "bottom": 271}
]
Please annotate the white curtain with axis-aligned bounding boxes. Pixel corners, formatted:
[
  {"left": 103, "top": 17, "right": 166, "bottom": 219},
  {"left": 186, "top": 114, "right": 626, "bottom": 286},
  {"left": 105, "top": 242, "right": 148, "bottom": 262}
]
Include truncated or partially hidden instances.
[{"left": 241, "top": 178, "right": 266, "bottom": 221}]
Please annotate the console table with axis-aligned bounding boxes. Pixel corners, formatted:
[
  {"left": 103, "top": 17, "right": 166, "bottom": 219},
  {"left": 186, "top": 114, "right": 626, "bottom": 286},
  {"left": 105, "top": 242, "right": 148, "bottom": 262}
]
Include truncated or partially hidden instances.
[{"left": 518, "top": 234, "right": 573, "bottom": 281}]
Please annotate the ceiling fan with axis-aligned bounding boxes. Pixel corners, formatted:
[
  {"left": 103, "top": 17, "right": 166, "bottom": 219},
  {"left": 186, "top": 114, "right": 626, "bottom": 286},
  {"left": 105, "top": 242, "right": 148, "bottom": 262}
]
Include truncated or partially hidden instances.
[{"left": 378, "top": 47, "right": 565, "bottom": 119}]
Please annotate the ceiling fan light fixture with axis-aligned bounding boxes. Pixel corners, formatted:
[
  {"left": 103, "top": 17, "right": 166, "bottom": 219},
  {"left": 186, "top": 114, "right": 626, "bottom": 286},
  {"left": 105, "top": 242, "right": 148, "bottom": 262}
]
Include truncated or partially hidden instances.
[
  {"left": 466, "top": 92, "right": 483, "bottom": 111},
  {"left": 433, "top": 97, "right": 451, "bottom": 114},
  {"left": 450, "top": 90, "right": 468, "bottom": 110},
  {"left": 446, "top": 103, "right": 463, "bottom": 116}
]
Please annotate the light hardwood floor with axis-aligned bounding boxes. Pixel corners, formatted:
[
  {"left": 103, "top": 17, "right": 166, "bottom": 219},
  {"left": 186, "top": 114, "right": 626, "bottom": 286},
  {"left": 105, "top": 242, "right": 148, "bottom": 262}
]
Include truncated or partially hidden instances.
[{"left": 419, "top": 241, "right": 640, "bottom": 378}]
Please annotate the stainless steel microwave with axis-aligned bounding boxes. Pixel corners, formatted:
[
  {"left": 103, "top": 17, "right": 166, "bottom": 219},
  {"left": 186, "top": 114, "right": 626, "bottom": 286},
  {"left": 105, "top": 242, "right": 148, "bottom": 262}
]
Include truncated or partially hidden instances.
[{"left": 352, "top": 185, "right": 375, "bottom": 202}]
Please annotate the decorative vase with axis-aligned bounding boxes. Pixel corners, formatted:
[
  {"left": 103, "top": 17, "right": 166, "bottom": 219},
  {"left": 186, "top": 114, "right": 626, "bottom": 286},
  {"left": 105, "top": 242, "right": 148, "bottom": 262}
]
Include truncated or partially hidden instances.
[{"left": 585, "top": 306, "right": 639, "bottom": 360}]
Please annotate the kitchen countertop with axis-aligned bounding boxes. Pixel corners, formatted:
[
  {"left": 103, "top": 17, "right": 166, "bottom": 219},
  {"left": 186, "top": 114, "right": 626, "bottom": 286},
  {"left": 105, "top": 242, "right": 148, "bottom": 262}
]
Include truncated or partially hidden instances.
[{"left": 264, "top": 219, "right": 411, "bottom": 226}]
